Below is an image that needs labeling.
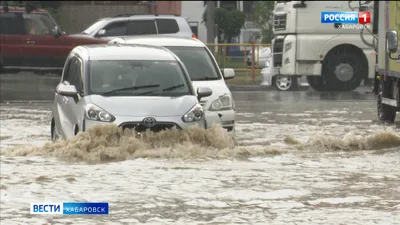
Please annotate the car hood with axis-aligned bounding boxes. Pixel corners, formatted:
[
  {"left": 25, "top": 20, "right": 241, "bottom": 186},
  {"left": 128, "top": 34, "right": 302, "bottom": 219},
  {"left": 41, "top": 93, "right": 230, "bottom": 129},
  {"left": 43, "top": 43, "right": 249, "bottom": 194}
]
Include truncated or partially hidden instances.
[
  {"left": 191, "top": 80, "right": 232, "bottom": 107},
  {"left": 89, "top": 95, "right": 198, "bottom": 117},
  {"left": 65, "top": 35, "right": 108, "bottom": 44}
]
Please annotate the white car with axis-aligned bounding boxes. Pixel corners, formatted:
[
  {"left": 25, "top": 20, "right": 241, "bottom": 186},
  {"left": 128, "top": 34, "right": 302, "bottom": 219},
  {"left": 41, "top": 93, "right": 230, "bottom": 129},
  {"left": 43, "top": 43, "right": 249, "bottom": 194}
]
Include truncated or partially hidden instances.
[
  {"left": 246, "top": 47, "right": 272, "bottom": 69},
  {"left": 260, "top": 57, "right": 309, "bottom": 91},
  {"left": 109, "top": 36, "right": 236, "bottom": 134}
]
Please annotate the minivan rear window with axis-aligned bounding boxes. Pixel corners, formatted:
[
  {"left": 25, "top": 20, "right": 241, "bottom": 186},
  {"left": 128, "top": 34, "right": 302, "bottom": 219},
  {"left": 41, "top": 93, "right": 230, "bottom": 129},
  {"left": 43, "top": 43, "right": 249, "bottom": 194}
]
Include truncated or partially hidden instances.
[
  {"left": 127, "top": 20, "right": 157, "bottom": 35},
  {"left": 156, "top": 19, "right": 179, "bottom": 34}
]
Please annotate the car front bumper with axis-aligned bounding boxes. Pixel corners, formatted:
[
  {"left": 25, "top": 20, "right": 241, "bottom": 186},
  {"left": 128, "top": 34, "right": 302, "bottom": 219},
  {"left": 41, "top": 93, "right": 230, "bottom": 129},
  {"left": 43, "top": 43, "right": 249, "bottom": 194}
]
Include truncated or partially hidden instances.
[
  {"left": 83, "top": 115, "right": 206, "bottom": 132},
  {"left": 204, "top": 110, "right": 235, "bottom": 134}
]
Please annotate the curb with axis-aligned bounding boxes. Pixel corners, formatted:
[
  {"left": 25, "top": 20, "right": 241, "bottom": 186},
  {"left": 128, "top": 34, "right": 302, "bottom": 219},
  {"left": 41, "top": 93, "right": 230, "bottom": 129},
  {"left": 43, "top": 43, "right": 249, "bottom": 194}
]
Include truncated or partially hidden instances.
[{"left": 228, "top": 85, "right": 267, "bottom": 92}]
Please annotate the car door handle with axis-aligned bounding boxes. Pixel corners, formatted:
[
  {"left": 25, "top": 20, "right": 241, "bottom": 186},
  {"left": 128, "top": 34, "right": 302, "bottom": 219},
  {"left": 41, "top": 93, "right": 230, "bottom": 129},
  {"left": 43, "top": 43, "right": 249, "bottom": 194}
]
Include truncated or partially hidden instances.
[
  {"left": 25, "top": 40, "right": 35, "bottom": 44},
  {"left": 63, "top": 96, "right": 68, "bottom": 104}
]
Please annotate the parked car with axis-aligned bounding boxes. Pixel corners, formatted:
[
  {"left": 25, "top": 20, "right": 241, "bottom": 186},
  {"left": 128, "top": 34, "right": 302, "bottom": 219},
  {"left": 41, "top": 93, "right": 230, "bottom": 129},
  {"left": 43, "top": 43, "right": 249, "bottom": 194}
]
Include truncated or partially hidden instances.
[
  {"left": 70, "top": 14, "right": 195, "bottom": 40},
  {"left": 246, "top": 46, "right": 272, "bottom": 68},
  {"left": 51, "top": 43, "right": 213, "bottom": 141},
  {"left": 109, "top": 36, "right": 236, "bottom": 133},
  {"left": 0, "top": 4, "right": 108, "bottom": 73},
  {"left": 260, "top": 57, "right": 309, "bottom": 91}
]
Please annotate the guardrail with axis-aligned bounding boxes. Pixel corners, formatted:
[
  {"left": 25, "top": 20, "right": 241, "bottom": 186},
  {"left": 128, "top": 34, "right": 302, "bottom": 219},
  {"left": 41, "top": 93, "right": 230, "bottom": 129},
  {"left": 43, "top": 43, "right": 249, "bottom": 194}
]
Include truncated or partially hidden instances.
[{"left": 206, "top": 43, "right": 271, "bottom": 81}]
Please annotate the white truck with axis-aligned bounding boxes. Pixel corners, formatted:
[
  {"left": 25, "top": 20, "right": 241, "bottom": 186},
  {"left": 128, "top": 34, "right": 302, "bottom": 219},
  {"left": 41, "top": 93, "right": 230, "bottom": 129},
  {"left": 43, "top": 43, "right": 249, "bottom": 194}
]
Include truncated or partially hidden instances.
[
  {"left": 270, "top": 1, "right": 376, "bottom": 92},
  {"left": 372, "top": 1, "right": 400, "bottom": 123}
]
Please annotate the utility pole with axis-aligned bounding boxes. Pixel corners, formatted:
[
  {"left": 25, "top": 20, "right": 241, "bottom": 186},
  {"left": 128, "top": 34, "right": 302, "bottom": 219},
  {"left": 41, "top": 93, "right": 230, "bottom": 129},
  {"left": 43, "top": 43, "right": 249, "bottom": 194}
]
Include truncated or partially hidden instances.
[{"left": 206, "top": 1, "right": 215, "bottom": 53}]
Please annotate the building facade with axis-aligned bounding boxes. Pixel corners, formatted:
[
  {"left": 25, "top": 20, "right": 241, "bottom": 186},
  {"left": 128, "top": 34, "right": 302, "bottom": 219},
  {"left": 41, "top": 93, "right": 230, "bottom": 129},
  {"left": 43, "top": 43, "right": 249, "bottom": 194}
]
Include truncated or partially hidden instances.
[{"left": 181, "top": 1, "right": 260, "bottom": 44}]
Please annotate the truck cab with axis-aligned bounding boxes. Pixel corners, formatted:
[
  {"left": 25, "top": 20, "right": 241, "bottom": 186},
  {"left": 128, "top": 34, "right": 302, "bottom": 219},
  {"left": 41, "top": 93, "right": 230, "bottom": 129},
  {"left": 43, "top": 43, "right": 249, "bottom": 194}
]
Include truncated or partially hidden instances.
[{"left": 272, "top": 1, "right": 376, "bottom": 91}]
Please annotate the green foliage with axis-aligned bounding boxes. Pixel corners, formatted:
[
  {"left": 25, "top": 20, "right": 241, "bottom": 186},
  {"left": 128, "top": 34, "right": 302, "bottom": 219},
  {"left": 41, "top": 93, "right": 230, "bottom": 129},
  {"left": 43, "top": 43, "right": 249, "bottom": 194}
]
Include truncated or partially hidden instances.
[
  {"left": 202, "top": 7, "right": 246, "bottom": 43},
  {"left": 253, "top": 1, "right": 274, "bottom": 44}
]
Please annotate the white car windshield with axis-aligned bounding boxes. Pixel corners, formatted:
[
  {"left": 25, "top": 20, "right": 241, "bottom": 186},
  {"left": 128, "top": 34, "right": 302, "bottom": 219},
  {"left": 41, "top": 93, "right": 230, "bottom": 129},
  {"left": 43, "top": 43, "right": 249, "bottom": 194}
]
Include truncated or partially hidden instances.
[
  {"left": 89, "top": 60, "right": 191, "bottom": 96},
  {"left": 166, "top": 46, "right": 222, "bottom": 81}
]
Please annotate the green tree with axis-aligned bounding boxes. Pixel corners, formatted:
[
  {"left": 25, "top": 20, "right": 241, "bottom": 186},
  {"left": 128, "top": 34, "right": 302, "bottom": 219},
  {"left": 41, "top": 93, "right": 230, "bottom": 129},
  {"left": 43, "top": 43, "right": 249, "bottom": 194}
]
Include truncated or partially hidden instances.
[
  {"left": 253, "top": 1, "right": 274, "bottom": 44},
  {"left": 202, "top": 7, "right": 246, "bottom": 44}
]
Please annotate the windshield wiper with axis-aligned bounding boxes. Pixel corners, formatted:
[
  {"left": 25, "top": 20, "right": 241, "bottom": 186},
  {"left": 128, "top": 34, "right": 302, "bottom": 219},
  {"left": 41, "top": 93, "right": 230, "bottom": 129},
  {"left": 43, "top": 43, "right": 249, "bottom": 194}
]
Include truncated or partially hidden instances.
[
  {"left": 102, "top": 85, "right": 160, "bottom": 96},
  {"left": 163, "top": 84, "right": 184, "bottom": 92},
  {"left": 137, "top": 84, "right": 185, "bottom": 96},
  {"left": 194, "top": 77, "right": 219, "bottom": 81}
]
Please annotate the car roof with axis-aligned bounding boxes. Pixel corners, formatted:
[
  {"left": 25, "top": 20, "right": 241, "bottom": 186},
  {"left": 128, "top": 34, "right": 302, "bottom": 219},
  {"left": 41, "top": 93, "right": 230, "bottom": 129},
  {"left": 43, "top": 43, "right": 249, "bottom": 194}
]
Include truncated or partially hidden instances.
[
  {"left": 117, "top": 36, "right": 206, "bottom": 47},
  {"left": 101, "top": 14, "right": 184, "bottom": 21},
  {"left": 75, "top": 44, "right": 178, "bottom": 61},
  {"left": 0, "top": 6, "right": 47, "bottom": 13}
]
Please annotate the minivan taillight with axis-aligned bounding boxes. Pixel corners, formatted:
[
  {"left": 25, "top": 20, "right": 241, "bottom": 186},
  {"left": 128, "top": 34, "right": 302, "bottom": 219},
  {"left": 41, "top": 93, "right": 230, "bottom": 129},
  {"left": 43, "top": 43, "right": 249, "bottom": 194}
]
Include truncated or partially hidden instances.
[{"left": 192, "top": 34, "right": 197, "bottom": 39}]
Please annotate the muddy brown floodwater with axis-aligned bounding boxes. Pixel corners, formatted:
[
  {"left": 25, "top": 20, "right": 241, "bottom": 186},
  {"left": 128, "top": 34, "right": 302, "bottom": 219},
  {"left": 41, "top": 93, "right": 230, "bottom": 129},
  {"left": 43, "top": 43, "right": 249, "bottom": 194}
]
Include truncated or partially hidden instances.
[{"left": 1, "top": 90, "right": 399, "bottom": 225}]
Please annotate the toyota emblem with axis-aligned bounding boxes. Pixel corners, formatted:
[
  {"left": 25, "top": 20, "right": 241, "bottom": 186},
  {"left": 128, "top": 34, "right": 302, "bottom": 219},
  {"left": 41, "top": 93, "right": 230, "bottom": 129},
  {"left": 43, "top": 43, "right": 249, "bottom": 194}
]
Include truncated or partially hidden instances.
[{"left": 142, "top": 117, "right": 156, "bottom": 127}]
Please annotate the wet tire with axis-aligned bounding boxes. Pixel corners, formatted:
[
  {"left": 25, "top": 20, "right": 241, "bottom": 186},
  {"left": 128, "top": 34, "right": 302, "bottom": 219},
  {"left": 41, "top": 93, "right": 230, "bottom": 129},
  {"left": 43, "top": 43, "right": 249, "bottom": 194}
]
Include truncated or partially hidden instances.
[
  {"left": 307, "top": 76, "right": 327, "bottom": 92},
  {"left": 51, "top": 119, "right": 60, "bottom": 142},
  {"left": 377, "top": 80, "right": 397, "bottom": 123},
  {"left": 273, "top": 76, "right": 298, "bottom": 91},
  {"left": 322, "top": 49, "right": 366, "bottom": 92}
]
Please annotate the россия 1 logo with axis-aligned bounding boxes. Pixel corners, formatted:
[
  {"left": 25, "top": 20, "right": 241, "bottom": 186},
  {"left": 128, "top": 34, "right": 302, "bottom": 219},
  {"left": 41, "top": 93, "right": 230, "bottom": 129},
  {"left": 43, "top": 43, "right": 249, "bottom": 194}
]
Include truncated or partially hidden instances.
[{"left": 321, "top": 11, "right": 371, "bottom": 24}]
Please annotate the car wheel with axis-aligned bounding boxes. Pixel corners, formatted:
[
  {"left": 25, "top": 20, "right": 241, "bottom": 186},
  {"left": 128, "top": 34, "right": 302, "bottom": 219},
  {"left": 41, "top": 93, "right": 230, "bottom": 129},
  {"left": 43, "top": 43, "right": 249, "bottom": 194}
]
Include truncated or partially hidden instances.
[
  {"left": 273, "top": 75, "right": 298, "bottom": 91},
  {"left": 51, "top": 119, "right": 60, "bottom": 142}
]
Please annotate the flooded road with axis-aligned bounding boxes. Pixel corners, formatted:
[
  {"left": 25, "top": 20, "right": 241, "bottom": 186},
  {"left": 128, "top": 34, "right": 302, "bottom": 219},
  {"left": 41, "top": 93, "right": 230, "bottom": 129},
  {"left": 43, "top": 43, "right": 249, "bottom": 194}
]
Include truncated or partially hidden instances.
[{"left": 1, "top": 90, "right": 400, "bottom": 225}]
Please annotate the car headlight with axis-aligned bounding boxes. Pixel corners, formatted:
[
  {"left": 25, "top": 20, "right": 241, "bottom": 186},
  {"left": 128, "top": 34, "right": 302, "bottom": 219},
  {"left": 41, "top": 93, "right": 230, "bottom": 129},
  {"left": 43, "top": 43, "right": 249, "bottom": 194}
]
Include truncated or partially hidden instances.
[
  {"left": 209, "top": 94, "right": 232, "bottom": 111},
  {"left": 285, "top": 42, "right": 292, "bottom": 53},
  {"left": 182, "top": 103, "right": 204, "bottom": 122},
  {"left": 84, "top": 103, "right": 115, "bottom": 122}
]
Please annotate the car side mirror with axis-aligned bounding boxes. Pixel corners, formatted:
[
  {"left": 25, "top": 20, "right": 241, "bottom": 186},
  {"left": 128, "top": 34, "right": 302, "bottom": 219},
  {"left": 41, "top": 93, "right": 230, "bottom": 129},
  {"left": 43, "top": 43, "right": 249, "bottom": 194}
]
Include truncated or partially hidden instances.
[
  {"left": 387, "top": 30, "right": 398, "bottom": 54},
  {"left": 222, "top": 68, "right": 235, "bottom": 80},
  {"left": 53, "top": 26, "right": 62, "bottom": 38},
  {"left": 197, "top": 87, "right": 212, "bottom": 101},
  {"left": 97, "top": 29, "right": 106, "bottom": 36},
  {"left": 57, "top": 83, "right": 78, "bottom": 97}
]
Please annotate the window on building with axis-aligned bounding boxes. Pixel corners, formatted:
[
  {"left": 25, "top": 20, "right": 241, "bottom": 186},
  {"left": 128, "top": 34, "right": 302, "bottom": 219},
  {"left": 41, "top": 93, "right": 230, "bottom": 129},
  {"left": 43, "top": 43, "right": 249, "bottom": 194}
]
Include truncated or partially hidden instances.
[{"left": 220, "top": 1, "right": 237, "bottom": 10}]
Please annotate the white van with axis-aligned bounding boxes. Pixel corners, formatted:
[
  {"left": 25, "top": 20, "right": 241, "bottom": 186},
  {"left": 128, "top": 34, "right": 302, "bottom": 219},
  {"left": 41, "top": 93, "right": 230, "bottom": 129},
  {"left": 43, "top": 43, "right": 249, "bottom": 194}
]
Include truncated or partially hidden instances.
[{"left": 108, "top": 36, "right": 236, "bottom": 133}]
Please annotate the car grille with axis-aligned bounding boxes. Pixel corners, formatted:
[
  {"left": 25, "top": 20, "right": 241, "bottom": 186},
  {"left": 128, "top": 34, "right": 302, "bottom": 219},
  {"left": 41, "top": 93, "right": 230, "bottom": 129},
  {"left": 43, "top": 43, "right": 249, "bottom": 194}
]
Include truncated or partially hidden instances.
[
  {"left": 120, "top": 122, "right": 181, "bottom": 133},
  {"left": 274, "top": 14, "right": 287, "bottom": 31},
  {"left": 273, "top": 39, "right": 284, "bottom": 67}
]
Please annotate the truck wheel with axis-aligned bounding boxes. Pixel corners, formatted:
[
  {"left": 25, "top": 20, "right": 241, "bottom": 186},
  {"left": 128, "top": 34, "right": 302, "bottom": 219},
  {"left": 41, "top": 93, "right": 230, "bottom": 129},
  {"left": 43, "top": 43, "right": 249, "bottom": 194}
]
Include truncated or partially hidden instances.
[
  {"left": 322, "top": 49, "right": 366, "bottom": 92},
  {"left": 273, "top": 75, "right": 298, "bottom": 91},
  {"left": 307, "top": 76, "right": 327, "bottom": 92},
  {"left": 377, "top": 80, "right": 397, "bottom": 123}
]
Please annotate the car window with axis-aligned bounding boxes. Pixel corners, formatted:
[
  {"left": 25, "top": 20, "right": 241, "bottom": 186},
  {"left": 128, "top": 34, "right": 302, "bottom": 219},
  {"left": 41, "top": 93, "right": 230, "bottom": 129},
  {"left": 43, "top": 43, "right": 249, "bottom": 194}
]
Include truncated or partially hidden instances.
[
  {"left": 126, "top": 20, "right": 157, "bottom": 35},
  {"left": 22, "top": 13, "right": 56, "bottom": 36},
  {"left": 166, "top": 46, "right": 222, "bottom": 81},
  {"left": 63, "top": 57, "right": 83, "bottom": 94},
  {"left": 0, "top": 12, "right": 26, "bottom": 35},
  {"left": 155, "top": 19, "right": 179, "bottom": 34},
  {"left": 102, "top": 21, "right": 127, "bottom": 37},
  {"left": 88, "top": 60, "right": 191, "bottom": 96}
]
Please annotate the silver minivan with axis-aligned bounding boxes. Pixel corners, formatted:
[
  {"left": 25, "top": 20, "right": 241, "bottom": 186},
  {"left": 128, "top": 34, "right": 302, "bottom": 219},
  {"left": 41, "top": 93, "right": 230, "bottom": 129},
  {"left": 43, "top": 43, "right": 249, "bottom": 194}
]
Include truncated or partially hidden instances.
[
  {"left": 70, "top": 14, "right": 195, "bottom": 40},
  {"left": 51, "top": 43, "right": 212, "bottom": 141}
]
